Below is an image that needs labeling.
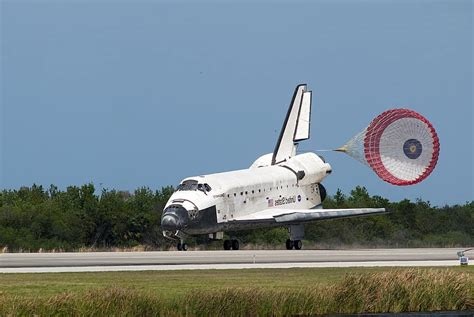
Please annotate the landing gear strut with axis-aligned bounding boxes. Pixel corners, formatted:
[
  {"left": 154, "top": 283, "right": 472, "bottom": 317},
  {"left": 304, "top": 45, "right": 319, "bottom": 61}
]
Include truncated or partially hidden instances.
[{"left": 224, "top": 239, "right": 239, "bottom": 250}]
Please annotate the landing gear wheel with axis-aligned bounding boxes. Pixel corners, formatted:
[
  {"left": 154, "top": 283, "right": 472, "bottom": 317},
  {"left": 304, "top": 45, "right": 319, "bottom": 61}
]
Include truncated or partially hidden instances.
[
  {"left": 285, "top": 239, "right": 294, "bottom": 250},
  {"left": 223, "top": 239, "right": 232, "bottom": 250},
  {"left": 294, "top": 240, "right": 302, "bottom": 250},
  {"left": 182, "top": 243, "right": 188, "bottom": 251},
  {"left": 177, "top": 243, "right": 183, "bottom": 251},
  {"left": 231, "top": 240, "right": 240, "bottom": 250}
]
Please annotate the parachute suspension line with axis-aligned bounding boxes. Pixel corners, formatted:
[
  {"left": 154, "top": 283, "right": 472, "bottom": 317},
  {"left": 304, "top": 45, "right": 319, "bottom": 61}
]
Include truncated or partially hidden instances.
[{"left": 335, "top": 129, "right": 369, "bottom": 167}]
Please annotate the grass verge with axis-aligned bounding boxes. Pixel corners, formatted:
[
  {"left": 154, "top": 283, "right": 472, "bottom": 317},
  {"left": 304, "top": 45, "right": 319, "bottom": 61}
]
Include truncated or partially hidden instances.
[{"left": 0, "top": 267, "right": 472, "bottom": 316}]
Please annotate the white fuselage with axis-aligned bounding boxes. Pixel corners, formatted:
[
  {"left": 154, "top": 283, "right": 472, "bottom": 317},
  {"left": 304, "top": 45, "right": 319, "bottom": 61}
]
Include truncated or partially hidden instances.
[{"left": 162, "top": 152, "right": 332, "bottom": 235}]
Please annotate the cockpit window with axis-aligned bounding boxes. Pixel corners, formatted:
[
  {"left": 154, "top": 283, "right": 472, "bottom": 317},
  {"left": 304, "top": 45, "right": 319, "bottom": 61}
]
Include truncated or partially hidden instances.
[
  {"left": 177, "top": 180, "right": 198, "bottom": 191},
  {"left": 177, "top": 180, "right": 211, "bottom": 193}
]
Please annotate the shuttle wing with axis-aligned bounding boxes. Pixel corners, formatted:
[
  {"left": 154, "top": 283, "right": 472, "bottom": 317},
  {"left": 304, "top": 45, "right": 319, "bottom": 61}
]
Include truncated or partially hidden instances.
[
  {"left": 232, "top": 207, "right": 386, "bottom": 223},
  {"left": 272, "top": 84, "right": 312, "bottom": 165}
]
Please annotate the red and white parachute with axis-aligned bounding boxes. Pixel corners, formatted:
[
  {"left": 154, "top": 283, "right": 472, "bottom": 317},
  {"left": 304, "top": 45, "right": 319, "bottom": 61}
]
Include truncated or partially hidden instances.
[{"left": 337, "top": 109, "right": 440, "bottom": 186}]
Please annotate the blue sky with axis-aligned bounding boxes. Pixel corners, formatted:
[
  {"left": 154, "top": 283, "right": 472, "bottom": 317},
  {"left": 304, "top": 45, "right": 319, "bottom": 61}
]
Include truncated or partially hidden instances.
[{"left": 1, "top": 0, "right": 472, "bottom": 205}]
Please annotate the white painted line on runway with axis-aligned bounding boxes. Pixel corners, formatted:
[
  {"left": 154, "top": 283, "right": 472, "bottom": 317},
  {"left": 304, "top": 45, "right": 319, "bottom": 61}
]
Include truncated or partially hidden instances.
[{"left": 0, "top": 260, "right": 459, "bottom": 273}]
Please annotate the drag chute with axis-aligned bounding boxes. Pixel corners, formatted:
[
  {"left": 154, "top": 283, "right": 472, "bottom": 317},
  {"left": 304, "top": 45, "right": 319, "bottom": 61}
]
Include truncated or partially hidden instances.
[{"left": 336, "top": 109, "right": 440, "bottom": 186}]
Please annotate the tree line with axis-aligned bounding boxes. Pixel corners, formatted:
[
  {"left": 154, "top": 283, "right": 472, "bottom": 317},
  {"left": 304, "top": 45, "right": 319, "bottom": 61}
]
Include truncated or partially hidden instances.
[{"left": 0, "top": 184, "right": 472, "bottom": 251}]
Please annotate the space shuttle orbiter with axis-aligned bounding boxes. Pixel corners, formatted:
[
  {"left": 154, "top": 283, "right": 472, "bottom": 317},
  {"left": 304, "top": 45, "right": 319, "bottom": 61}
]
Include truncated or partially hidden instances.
[{"left": 161, "top": 84, "right": 386, "bottom": 251}]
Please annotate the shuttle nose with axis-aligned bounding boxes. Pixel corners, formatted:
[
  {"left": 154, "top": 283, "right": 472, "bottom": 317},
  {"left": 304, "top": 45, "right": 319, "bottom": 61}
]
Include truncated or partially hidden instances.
[
  {"left": 161, "top": 214, "right": 179, "bottom": 231},
  {"left": 161, "top": 205, "right": 189, "bottom": 231}
]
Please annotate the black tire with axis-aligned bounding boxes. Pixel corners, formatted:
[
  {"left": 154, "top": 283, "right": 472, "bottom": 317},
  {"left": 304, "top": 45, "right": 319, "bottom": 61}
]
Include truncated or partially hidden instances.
[
  {"left": 231, "top": 240, "right": 239, "bottom": 250},
  {"left": 182, "top": 243, "right": 188, "bottom": 251},
  {"left": 223, "top": 240, "right": 232, "bottom": 250},
  {"left": 177, "top": 243, "right": 182, "bottom": 251},
  {"left": 285, "top": 239, "right": 294, "bottom": 250},
  {"left": 318, "top": 183, "right": 327, "bottom": 202},
  {"left": 294, "top": 240, "right": 302, "bottom": 250}
]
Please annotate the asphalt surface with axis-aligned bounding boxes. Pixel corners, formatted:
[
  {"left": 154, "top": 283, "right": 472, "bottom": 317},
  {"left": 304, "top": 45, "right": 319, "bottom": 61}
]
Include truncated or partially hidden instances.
[{"left": 0, "top": 248, "right": 463, "bottom": 273}]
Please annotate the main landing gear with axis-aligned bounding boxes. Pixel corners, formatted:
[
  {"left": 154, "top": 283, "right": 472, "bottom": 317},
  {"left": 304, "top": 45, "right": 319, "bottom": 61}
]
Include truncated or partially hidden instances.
[
  {"left": 286, "top": 224, "right": 304, "bottom": 250},
  {"left": 285, "top": 239, "right": 302, "bottom": 250},
  {"left": 223, "top": 239, "right": 239, "bottom": 250}
]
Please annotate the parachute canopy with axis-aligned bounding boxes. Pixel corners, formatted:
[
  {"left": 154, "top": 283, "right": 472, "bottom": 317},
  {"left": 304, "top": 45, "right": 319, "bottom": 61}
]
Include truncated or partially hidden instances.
[{"left": 337, "top": 109, "right": 440, "bottom": 186}]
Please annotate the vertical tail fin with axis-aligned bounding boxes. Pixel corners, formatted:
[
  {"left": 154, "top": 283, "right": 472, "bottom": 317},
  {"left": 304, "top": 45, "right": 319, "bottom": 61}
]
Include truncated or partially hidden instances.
[{"left": 272, "top": 84, "right": 312, "bottom": 165}]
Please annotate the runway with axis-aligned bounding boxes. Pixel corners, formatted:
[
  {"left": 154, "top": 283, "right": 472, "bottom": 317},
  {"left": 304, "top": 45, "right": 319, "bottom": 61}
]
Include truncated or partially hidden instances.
[{"left": 0, "top": 248, "right": 461, "bottom": 273}]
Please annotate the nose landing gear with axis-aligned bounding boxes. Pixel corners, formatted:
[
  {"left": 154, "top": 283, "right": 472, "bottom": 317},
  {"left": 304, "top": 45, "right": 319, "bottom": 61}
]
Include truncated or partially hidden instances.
[{"left": 177, "top": 242, "right": 188, "bottom": 251}]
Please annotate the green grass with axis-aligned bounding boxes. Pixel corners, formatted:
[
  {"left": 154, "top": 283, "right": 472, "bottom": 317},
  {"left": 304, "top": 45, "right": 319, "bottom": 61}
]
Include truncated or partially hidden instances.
[
  {"left": 0, "top": 267, "right": 473, "bottom": 316},
  {"left": 0, "top": 267, "right": 360, "bottom": 298}
]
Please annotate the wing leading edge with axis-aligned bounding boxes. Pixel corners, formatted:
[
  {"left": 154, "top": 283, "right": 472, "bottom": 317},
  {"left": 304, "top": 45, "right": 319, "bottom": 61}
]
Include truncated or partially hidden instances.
[{"left": 232, "top": 207, "right": 386, "bottom": 224}]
